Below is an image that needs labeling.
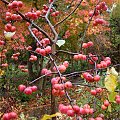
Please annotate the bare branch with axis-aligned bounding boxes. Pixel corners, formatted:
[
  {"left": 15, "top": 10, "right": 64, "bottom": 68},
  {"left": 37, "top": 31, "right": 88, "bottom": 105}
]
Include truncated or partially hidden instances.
[
  {"left": 80, "top": 0, "right": 101, "bottom": 50},
  {"left": 63, "top": 64, "right": 120, "bottom": 78},
  {"left": 54, "top": 0, "right": 84, "bottom": 27},
  {"left": 28, "top": 23, "right": 73, "bottom": 106},
  {"left": 45, "top": 0, "right": 58, "bottom": 42},
  {"left": 29, "top": 72, "right": 57, "bottom": 84}
]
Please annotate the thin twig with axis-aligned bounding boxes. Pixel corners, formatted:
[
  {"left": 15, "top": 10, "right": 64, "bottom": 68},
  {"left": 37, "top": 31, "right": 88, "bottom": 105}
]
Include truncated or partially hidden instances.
[
  {"left": 80, "top": 0, "right": 101, "bottom": 50},
  {"left": 63, "top": 64, "right": 120, "bottom": 77},
  {"left": 29, "top": 72, "right": 57, "bottom": 84},
  {"left": 45, "top": 0, "right": 58, "bottom": 43},
  {"left": 54, "top": 0, "right": 83, "bottom": 27}
]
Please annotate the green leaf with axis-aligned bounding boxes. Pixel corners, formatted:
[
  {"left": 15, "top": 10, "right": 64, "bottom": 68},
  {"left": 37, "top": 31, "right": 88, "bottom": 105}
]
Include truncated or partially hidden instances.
[
  {"left": 108, "top": 104, "right": 112, "bottom": 112},
  {"left": 116, "top": 82, "right": 120, "bottom": 89},
  {"left": 108, "top": 92, "right": 117, "bottom": 102},
  {"left": 56, "top": 40, "right": 65, "bottom": 47}
]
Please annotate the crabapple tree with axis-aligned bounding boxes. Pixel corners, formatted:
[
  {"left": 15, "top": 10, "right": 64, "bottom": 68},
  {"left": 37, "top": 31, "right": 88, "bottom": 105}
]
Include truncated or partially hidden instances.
[{"left": 0, "top": 0, "right": 119, "bottom": 120}]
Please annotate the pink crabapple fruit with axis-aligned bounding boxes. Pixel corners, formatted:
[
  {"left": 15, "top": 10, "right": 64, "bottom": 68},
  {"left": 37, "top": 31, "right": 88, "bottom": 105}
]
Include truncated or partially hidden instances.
[
  {"left": 95, "top": 117, "right": 103, "bottom": 120},
  {"left": 31, "top": 86, "right": 37, "bottom": 92},
  {"left": 18, "top": 84, "right": 26, "bottom": 92},
  {"left": 94, "top": 75, "right": 100, "bottom": 82},
  {"left": 9, "top": 112, "right": 17, "bottom": 119},
  {"left": 96, "top": 88, "right": 103, "bottom": 93},
  {"left": 90, "top": 90, "right": 97, "bottom": 95},
  {"left": 73, "top": 105, "right": 80, "bottom": 114},
  {"left": 67, "top": 109, "right": 75, "bottom": 117},
  {"left": 103, "top": 100, "right": 110, "bottom": 107},
  {"left": 63, "top": 61, "right": 69, "bottom": 68},
  {"left": 101, "top": 104, "right": 107, "bottom": 110},
  {"left": 58, "top": 65, "right": 66, "bottom": 73},
  {"left": 116, "top": 97, "right": 120, "bottom": 104},
  {"left": 82, "top": 43, "right": 88, "bottom": 48},
  {"left": 65, "top": 81, "right": 72, "bottom": 89},
  {"left": 24, "top": 87, "right": 32, "bottom": 95},
  {"left": 2, "top": 113, "right": 10, "bottom": 120}
]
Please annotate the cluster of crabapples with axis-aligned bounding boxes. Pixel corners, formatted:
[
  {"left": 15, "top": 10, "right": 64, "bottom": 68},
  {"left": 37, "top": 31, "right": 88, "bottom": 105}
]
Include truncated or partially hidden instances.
[
  {"left": 73, "top": 54, "right": 87, "bottom": 61},
  {"left": 25, "top": 10, "right": 41, "bottom": 20},
  {"left": 41, "top": 61, "right": 69, "bottom": 76},
  {"left": 83, "top": 72, "right": 100, "bottom": 82},
  {"left": 18, "top": 84, "right": 37, "bottom": 95},
  {"left": 101, "top": 100, "right": 110, "bottom": 110},
  {"left": 77, "top": 41, "right": 111, "bottom": 67},
  {"left": 42, "top": 4, "right": 59, "bottom": 17},
  {"left": 59, "top": 104, "right": 95, "bottom": 118},
  {"left": 29, "top": 55, "right": 37, "bottom": 62},
  {"left": 82, "top": 41, "right": 94, "bottom": 49},
  {"left": 5, "top": 23, "right": 16, "bottom": 32},
  {"left": 53, "top": 61, "right": 69, "bottom": 73},
  {"left": 41, "top": 68, "right": 52, "bottom": 76},
  {"left": 97, "top": 57, "right": 111, "bottom": 69},
  {"left": 88, "top": 53, "right": 98, "bottom": 64},
  {"left": 90, "top": 88, "right": 103, "bottom": 96},
  {"left": 81, "top": 41, "right": 111, "bottom": 67},
  {"left": 35, "top": 45, "right": 51, "bottom": 56},
  {"left": 5, "top": 12, "right": 22, "bottom": 21},
  {"left": 7, "top": 0, "right": 23, "bottom": 11},
  {"left": 11, "top": 52, "right": 20, "bottom": 61},
  {"left": 18, "top": 65, "right": 28, "bottom": 72},
  {"left": 25, "top": 1, "right": 59, "bottom": 18},
  {"left": 93, "top": 18, "right": 106, "bottom": 26},
  {"left": 31, "top": 28, "right": 43, "bottom": 39},
  {"left": 101, "top": 97, "right": 120, "bottom": 110},
  {"left": 59, "top": 104, "right": 104, "bottom": 120},
  {"left": 1, "top": 63, "right": 8, "bottom": 68},
  {"left": 6, "top": 0, "right": 59, "bottom": 22},
  {"left": 82, "top": 57, "right": 110, "bottom": 83},
  {"left": 51, "top": 11, "right": 59, "bottom": 17},
  {"left": 2, "top": 112, "right": 17, "bottom": 120},
  {"left": 41, "top": 4, "right": 52, "bottom": 15},
  {"left": 89, "top": 2, "right": 108, "bottom": 26},
  {"left": 74, "top": 47, "right": 111, "bottom": 83},
  {"left": 36, "top": 46, "right": 51, "bottom": 56},
  {"left": 51, "top": 77, "right": 72, "bottom": 96}
]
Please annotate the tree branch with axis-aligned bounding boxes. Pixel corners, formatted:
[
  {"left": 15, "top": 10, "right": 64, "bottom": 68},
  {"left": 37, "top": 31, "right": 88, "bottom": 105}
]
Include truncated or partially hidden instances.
[
  {"left": 54, "top": 0, "right": 84, "bottom": 27},
  {"left": 45, "top": 0, "right": 58, "bottom": 43},
  {"left": 80, "top": 0, "right": 101, "bottom": 50},
  {"left": 0, "top": 0, "right": 53, "bottom": 43}
]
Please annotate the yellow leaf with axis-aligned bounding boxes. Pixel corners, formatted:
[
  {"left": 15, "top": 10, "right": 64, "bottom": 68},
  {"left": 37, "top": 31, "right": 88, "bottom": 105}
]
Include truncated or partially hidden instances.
[
  {"left": 0, "top": 69, "right": 4, "bottom": 76},
  {"left": 81, "top": 74, "right": 83, "bottom": 78},
  {"left": 41, "top": 113, "right": 61, "bottom": 120},
  {"left": 104, "top": 67, "right": 118, "bottom": 92}
]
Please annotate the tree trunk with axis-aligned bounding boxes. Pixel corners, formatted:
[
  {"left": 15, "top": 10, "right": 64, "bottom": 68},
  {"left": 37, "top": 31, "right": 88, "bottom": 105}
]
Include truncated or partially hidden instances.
[{"left": 51, "top": 44, "right": 56, "bottom": 120}]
